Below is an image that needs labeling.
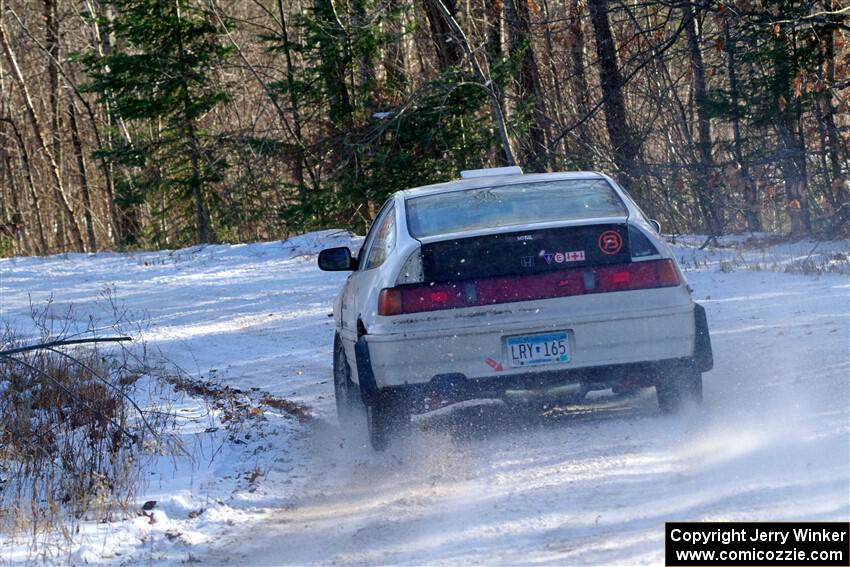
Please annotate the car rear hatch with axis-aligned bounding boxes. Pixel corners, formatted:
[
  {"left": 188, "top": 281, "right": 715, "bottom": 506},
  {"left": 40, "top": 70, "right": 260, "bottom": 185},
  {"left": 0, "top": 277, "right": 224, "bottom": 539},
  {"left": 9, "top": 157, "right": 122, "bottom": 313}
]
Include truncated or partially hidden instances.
[
  {"left": 379, "top": 221, "right": 678, "bottom": 316},
  {"left": 421, "top": 222, "right": 630, "bottom": 283}
]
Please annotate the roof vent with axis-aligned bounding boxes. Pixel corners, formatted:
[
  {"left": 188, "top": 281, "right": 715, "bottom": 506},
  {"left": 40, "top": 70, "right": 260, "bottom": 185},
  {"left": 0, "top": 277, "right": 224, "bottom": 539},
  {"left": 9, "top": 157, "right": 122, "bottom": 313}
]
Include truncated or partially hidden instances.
[{"left": 459, "top": 166, "right": 524, "bottom": 179}]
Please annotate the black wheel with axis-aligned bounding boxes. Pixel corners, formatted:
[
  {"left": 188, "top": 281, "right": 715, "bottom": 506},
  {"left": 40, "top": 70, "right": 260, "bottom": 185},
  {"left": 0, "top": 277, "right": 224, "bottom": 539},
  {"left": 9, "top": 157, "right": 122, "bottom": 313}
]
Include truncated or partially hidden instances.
[
  {"left": 656, "top": 362, "right": 703, "bottom": 413},
  {"left": 366, "top": 396, "right": 410, "bottom": 451},
  {"left": 334, "top": 336, "right": 364, "bottom": 429}
]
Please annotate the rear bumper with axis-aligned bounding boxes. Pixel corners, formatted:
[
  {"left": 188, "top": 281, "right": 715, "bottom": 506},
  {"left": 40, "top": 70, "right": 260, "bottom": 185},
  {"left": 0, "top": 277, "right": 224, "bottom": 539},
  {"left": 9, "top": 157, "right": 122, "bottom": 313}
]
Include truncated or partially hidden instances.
[
  {"left": 354, "top": 301, "right": 712, "bottom": 402},
  {"left": 356, "top": 345, "right": 696, "bottom": 407}
]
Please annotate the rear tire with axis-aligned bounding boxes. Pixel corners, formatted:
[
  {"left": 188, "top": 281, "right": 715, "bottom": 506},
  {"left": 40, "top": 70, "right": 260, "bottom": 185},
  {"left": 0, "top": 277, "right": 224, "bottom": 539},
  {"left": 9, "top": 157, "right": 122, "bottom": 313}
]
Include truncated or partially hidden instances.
[
  {"left": 656, "top": 363, "right": 703, "bottom": 413},
  {"left": 334, "top": 336, "right": 364, "bottom": 429},
  {"left": 366, "top": 396, "right": 410, "bottom": 451}
]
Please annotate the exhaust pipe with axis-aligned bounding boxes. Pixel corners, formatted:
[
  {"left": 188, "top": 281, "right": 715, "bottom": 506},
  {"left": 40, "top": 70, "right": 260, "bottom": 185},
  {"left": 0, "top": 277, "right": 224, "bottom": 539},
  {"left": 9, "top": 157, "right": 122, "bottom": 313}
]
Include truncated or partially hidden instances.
[{"left": 503, "top": 383, "right": 588, "bottom": 402}]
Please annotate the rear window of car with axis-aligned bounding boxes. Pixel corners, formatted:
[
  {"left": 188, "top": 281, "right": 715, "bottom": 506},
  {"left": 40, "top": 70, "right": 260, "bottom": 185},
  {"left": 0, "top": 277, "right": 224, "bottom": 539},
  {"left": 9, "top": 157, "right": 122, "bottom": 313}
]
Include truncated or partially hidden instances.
[{"left": 405, "top": 179, "right": 628, "bottom": 238}]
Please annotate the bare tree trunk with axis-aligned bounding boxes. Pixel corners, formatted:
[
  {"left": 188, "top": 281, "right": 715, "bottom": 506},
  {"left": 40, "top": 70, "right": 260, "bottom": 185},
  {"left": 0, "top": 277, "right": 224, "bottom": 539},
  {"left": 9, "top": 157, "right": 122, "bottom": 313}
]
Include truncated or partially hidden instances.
[
  {"left": 89, "top": 0, "right": 132, "bottom": 245},
  {"left": 587, "top": 0, "right": 640, "bottom": 191},
  {"left": 724, "top": 22, "right": 760, "bottom": 232},
  {"left": 352, "top": 0, "right": 376, "bottom": 94},
  {"left": 682, "top": 0, "right": 722, "bottom": 236},
  {"left": 567, "top": 0, "right": 594, "bottom": 169},
  {"left": 484, "top": 0, "right": 509, "bottom": 165},
  {"left": 92, "top": 1, "right": 121, "bottom": 244},
  {"left": 0, "top": 148, "right": 23, "bottom": 254},
  {"left": 423, "top": 0, "right": 463, "bottom": 70},
  {"left": 777, "top": 130, "right": 809, "bottom": 236},
  {"left": 277, "top": 0, "right": 309, "bottom": 210},
  {"left": 774, "top": 25, "right": 810, "bottom": 235},
  {"left": 43, "top": 0, "right": 61, "bottom": 167},
  {"left": 485, "top": 0, "right": 501, "bottom": 60},
  {"left": 539, "top": 0, "right": 565, "bottom": 164},
  {"left": 4, "top": 116, "right": 47, "bottom": 254},
  {"left": 792, "top": 24, "right": 811, "bottom": 234},
  {"left": 504, "top": 0, "right": 549, "bottom": 171},
  {"left": 174, "top": 1, "right": 211, "bottom": 243},
  {"left": 44, "top": 0, "right": 66, "bottom": 249},
  {"left": 383, "top": 0, "right": 407, "bottom": 94},
  {"left": 821, "top": 12, "right": 848, "bottom": 222},
  {"left": 187, "top": 123, "right": 211, "bottom": 243},
  {"left": 0, "top": 7, "right": 85, "bottom": 252},
  {"left": 69, "top": 100, "right": 97, "bottom": 252}
]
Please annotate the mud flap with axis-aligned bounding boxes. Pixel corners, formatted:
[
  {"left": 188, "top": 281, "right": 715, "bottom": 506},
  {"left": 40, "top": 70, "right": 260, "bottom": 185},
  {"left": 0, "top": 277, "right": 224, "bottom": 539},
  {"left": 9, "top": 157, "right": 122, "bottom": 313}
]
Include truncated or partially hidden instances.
[
  {"left": 694, "top": 303, "right": 713, "bottom": 372},
  {"left": 354, "top": 336, "right": 380, "bottom": 406}
]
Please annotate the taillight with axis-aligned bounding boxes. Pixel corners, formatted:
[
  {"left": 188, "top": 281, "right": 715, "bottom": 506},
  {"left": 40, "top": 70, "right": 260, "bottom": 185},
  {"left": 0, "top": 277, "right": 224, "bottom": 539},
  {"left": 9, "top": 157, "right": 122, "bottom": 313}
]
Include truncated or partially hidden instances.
[
  {"left": 378, "top": 288, "right": 403, "bottom": 316},
  {"left": 378, "top": 259, "right": 680, "bottom": 315},
  {"left": 656, "top": 258, "right": 680, "bottom": 286},
  {"left": 607, "top": 270, "right": 631, "bottom": 286},
  {"left": 403, "top": 284, "right": 466, "bottom": 312},
  {"left": 596, "top": 260, "right": 678, "bottom": 292},
  {"left": 431, "top": 291, "right": 449, "bottom": 302}
]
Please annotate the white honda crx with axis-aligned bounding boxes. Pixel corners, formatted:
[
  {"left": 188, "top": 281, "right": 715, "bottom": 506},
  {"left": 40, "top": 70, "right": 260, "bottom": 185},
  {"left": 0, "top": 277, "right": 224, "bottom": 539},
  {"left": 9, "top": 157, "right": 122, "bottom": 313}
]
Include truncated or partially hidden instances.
[{"left": 319, "top": 167, "right": 713, "bottom": 450}]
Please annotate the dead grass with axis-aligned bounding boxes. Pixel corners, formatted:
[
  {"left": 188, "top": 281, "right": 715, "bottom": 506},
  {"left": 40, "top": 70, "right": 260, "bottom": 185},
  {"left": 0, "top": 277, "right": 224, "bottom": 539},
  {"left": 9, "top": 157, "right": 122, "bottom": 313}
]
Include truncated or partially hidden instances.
[
  {"left": 166, "top": 373, "right": 312, "bottom": 423},
  {"left": 0, "top": 290, "right": 310, "bottom": 558},
  {"left": 0, "top": 295, "right": 179, "bottom": 552}
]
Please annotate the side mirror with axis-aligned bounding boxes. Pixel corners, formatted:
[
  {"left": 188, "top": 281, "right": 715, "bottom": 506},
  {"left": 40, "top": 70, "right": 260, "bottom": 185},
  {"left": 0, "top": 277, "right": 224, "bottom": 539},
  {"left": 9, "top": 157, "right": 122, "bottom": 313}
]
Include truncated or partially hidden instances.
[
  {"left": 650, "top": 219, "right": 662, "bottom": 233},
  {"left": 318, "top": 247, "right": 356, "bottom": 271}
]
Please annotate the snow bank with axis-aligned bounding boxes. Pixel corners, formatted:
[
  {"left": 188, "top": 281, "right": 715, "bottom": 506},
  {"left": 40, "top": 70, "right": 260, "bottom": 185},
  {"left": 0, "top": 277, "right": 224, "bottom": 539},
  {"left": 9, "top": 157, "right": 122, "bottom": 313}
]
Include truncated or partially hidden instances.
[{"left": 668, "top": 234, "right": 850, "bottom": 275}]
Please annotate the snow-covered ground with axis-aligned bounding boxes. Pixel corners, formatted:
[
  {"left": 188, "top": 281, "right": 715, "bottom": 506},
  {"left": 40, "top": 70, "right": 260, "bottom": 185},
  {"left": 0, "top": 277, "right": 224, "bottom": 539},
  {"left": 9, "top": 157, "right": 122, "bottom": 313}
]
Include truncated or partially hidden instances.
[{"left": 0, "top": 231, "right": 847, "bottom": 565}]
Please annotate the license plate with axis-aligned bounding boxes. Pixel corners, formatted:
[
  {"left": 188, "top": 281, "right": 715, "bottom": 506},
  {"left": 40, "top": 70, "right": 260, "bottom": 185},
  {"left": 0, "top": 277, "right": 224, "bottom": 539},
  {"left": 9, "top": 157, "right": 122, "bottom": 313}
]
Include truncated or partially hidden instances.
[{"left": 506, "top": 331, "right": 570, "bottom": 368}]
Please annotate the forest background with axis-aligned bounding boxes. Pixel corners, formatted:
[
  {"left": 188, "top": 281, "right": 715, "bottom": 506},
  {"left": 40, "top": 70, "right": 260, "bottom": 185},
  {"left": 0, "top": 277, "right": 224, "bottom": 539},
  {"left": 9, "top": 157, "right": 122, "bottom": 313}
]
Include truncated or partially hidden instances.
[{"left": 0, "top": 0, "right": 847, "bottom": 255}]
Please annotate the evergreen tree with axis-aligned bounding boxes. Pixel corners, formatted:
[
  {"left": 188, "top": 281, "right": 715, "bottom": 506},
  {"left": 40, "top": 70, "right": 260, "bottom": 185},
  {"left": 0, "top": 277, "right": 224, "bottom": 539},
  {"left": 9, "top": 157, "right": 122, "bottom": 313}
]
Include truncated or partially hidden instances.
[
  {"left": 264, "top": 0, "right": 496, "bottom": 231},
  {"left": 342, "top": 76, "right": 495, "bottom": 233},
  {"left": 79, "top": 0, "right": 233, "bottom": 245}
]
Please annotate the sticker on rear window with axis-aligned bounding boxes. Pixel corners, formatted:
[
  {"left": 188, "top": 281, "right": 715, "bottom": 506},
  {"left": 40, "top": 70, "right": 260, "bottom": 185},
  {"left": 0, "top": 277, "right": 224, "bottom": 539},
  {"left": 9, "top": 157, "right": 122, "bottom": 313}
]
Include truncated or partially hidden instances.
[
  {"left": 598, "top": 230, "right": 623, "bottom": 255},
  {"left": 541, "top": 250, "right": 586, "bottom": 264}
]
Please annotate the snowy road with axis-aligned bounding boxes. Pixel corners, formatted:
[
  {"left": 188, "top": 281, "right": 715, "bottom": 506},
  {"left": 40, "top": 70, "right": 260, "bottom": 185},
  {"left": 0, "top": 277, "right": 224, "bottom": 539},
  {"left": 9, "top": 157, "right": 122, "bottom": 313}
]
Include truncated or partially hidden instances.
[
  {"left": 0, "top": 233, "right": 847, "bottom": 565},
  {"left": 207, "top": 266, "right": 850, "bottom": 566}
]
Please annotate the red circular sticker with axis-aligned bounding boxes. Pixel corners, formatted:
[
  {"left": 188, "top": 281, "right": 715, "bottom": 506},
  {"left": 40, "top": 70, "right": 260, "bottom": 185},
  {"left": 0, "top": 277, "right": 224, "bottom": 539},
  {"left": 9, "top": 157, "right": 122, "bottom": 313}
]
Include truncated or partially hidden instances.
[{"left": 598, "top": 230, "right": 623, "bottom": 255}]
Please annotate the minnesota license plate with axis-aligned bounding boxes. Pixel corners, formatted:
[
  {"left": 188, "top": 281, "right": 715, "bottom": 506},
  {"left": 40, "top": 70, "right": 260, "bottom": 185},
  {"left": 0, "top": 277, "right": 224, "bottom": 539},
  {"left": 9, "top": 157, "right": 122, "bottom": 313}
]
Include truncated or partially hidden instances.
[{"left": 506, "top": 331, "right": 570, "bottom": 368}]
